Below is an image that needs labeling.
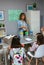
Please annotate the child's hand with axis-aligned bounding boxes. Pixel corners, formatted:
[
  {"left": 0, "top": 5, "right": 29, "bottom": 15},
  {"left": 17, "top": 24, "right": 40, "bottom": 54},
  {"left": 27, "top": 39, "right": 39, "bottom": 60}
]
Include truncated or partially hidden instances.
[
  {"left": 21, "top": 26, "right": 27, "bottom": 29},
  {"left": 41, "top": 27, "right": 44, "bottom": 31},
  {"left": 21, "top": 44, "right": 25, "bottom": 47}
]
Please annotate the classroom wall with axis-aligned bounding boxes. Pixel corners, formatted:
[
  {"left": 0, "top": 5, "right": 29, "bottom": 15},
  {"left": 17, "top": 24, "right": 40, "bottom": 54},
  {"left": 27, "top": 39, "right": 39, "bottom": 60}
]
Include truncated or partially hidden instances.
[
  {"left": 38, "top": 0, "right": 44, "bottom": 28},
  {"left": 0, "top": 0, "right": 44, "bottom": 35}
]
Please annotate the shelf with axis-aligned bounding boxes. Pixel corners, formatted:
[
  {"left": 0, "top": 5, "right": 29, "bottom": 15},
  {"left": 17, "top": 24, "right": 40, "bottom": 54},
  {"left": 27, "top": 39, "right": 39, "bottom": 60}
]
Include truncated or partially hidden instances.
[
  {"left": 0, "top": 35, "right": 6, "bottom": 38},
  {"left": 0, "top": 27, "right": 5, "bottom": 30}
]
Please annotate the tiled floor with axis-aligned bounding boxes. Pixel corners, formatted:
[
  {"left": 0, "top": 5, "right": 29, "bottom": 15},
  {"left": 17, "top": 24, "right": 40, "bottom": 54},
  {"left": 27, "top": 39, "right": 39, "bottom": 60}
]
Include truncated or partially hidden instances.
[
  {"left": 7, "top": 60, "right": 44, "bottom": 65},
  {"left": 30, "top": 59, "right": 44, "bottom": 65},
  {"left": 0, "top": 49, "right": 44, "bottom": 65},
  {"left": 0, "top": 56, "right": 44, "bottom": 65}
]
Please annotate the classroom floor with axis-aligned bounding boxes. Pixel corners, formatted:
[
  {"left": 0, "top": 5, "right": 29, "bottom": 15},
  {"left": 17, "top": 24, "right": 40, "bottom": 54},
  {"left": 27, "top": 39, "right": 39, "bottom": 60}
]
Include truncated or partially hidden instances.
[
  {"left": 0, "top": 44, "right": 44, "bottom": 65},
  {"left": 0, "top": 54, "right": 44, "bottom": 65}
]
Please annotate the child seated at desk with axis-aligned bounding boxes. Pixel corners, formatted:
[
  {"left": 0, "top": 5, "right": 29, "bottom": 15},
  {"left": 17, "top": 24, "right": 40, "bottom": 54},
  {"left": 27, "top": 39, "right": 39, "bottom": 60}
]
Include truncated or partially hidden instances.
[
  {"left": 28, "top": 33, "right": 44, "bottom": 56},
  {"left": 28, "top": 33, "right": 42, "bottom": 52},
  {"left": 41, "top": 27, "right": 44, "bottom": 36},
  {"left": 10, "top": 36, "right": 30, "bottom": 65},
  {"left": 27, "top": 33, "right": 44, "bottom": 64},
  {"left": 41, "top": 27, "right": 44, "bottom": 62}
]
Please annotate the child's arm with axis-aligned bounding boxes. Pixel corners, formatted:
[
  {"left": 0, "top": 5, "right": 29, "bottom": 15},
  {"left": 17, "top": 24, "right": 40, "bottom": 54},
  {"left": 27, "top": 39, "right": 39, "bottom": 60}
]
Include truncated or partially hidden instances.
[
  {"left": 10, "top": 49, "right": 14, "bottom": 59},
  {"left": 23, "top": 48, "right": 30, "bottom": 65},
  {"left": 29, "top": 42, "right": 37, "bottom": 52},
  {"left": 23, "top": 56, "right": 31, "bottom": 65},
  {"left": 26, "top": 56, "right": 30, "bottom": 61}
]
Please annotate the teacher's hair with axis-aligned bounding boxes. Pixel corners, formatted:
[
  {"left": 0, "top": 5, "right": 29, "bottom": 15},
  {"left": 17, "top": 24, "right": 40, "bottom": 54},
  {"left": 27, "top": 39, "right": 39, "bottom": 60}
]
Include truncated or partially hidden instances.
[{"left": 19, "top": 13, "right": 27, "bottom": 22}]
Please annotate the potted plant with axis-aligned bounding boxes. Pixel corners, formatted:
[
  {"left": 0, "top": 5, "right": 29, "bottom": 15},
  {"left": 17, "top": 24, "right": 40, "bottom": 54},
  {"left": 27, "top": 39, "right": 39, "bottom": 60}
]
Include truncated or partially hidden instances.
[
  {"left": 0, "top": 23, "right": 5, "bottom": 28},
  {"left": 2, "top": 24, "right": 5, "bottom": 27},
  {"left": 0, "top": 23, "right": 2, "bottom": 27},
  {"left": 33, "top": 2, "right": 36, "bottom": 9}
]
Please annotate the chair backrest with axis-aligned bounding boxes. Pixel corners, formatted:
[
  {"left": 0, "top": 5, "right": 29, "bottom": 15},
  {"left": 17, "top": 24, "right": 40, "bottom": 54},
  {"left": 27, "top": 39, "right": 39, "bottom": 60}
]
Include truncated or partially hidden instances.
[{"left": 34, "top": 44, "right": 44, "bottom": 58}]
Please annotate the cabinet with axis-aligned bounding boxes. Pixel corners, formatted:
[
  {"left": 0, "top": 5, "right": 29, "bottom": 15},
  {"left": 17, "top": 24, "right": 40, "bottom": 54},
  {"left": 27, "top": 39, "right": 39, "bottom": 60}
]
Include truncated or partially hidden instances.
[{"left": 26, "top": 10, "right": 40, "bottom": 35}]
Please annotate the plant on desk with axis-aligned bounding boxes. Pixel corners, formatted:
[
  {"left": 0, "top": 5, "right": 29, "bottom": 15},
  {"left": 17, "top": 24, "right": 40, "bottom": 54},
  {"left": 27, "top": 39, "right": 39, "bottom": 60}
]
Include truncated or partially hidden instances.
[{"left": 0, "top": 23, "right": 2, "bottom": 27}]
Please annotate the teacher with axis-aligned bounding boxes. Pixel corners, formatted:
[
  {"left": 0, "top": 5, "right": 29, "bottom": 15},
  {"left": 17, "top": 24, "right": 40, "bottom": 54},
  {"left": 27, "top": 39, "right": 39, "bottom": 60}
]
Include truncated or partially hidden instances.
[{"left": 18, "top": 13, "right": 28, "bottom": 36}]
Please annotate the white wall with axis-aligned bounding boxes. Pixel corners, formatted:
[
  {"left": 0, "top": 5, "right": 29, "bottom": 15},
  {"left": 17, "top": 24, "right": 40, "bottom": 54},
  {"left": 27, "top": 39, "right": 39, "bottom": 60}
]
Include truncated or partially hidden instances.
[
  {"left": 0, "top": 0, "right": 34, "bottom": 35},
  {"left": 0, "top": 0, "right": 44, "bottom": 34}
]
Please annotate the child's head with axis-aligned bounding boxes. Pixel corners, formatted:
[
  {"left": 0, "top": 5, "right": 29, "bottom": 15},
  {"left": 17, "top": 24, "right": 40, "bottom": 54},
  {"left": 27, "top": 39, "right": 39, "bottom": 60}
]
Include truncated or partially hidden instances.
[
  {"left": 37, "top": 34, "right": 44, "bottom": 45},
  {"left": 41, "top": 27, "right": 44, "bottom": 36},
  {"left": 19, "top": 13, "right": 26, "bottom": 22},
  {"left": 36, "top": 33, "right": 42, "bottom": 36},
  {"left": 36, "top": 33, "right": 42, "bottom": 39},
  {"left": 11, "top": 36, "right": 23, "bottom": 48}
]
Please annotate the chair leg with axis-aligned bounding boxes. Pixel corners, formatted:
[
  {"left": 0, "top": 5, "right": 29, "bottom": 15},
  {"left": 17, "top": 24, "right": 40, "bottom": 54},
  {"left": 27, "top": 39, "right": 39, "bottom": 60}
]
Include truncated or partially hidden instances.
[
  {"left": 42, "top": 57, "right": 44, "bottom": 63},
  {"left": 36, "top": 59, "right": 38, "bottom": 65},
  {"left": 26, "top": 56, "right": 33, "bottom": 65},
  {"left": 28, "top": 57, "right": 33, "bottom": 65},
  {"left": 30, "top": 57, "right": 33, "bottom": 62}
]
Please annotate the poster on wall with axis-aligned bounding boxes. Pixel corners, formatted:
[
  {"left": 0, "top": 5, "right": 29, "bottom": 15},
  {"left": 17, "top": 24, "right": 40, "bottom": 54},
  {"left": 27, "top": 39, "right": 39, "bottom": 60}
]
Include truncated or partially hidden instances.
[
  {"left": 0, "top": 11, "right": 4, "bottom": 20},
  {"left": 27, "top": 5, "right": 33, "bottom": 11},
  {"left": 8, "top": 10, "right": 22, "bottom": 21}
]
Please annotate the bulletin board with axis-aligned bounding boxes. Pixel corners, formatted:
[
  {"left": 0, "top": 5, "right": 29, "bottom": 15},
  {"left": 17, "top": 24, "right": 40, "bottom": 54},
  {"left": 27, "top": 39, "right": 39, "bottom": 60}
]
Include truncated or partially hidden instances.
[{"left": 8, "top": 10, "right": 22, "bottom": 21}]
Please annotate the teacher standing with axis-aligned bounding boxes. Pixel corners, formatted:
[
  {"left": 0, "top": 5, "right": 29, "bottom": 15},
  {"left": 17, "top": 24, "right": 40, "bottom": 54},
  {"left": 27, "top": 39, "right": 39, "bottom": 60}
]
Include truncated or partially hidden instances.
[{"left": 18, "top": 13, "right": 28, "bottom": 36}]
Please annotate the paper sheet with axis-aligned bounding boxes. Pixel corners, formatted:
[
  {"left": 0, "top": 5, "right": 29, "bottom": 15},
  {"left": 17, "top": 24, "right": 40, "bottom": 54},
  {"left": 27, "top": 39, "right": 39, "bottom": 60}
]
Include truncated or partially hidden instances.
[
  {"left": 25, "top": 38, "right": 32, "bottom": 41},
  {"left": 4, "top": 35, "right": 15, "bottom": 39}
]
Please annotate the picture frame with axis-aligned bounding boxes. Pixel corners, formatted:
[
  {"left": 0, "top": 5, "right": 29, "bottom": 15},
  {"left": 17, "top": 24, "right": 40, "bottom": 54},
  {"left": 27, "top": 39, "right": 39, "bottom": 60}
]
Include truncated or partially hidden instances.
[
  {"left": 27, "top": 5, "right": 33, "bottom": 11},
  {"left": 0, "top": 11, "right": 4, "bottom": 20}
]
